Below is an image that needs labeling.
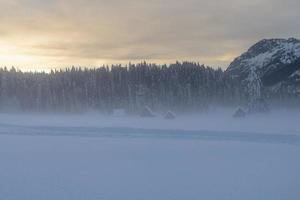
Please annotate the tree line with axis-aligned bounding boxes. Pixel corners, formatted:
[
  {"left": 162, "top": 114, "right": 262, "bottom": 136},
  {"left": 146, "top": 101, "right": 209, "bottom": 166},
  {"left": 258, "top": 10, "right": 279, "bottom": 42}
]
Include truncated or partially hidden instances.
[{"left": 0, "top": 62, "right": 297, "bottom": 113}]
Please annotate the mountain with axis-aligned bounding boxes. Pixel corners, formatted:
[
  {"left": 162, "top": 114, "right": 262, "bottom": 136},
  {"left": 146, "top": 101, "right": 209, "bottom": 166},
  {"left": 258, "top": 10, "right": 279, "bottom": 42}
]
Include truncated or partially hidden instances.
[{"left": 226, "top": 38, "right": 300, "bottom": 87}]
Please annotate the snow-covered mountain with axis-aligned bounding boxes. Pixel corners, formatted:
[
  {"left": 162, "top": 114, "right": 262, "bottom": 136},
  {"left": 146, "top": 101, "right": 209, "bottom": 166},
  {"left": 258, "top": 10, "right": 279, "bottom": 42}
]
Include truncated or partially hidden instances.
[{"left": 226, "top": 38, "right": 300, "bottom": 87}]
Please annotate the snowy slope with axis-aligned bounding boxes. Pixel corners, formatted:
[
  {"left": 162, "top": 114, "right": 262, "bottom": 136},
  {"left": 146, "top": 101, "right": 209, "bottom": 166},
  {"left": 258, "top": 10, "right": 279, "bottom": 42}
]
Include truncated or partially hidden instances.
[
  {"left": 227, "top": 38, "right": 300, "bottom": 86},
  {"left": 0, "top": 118, "right": 300, "bottom": 200},
  {"left": 1, "top": 112, "right": 300, "bottom": 200},
  {"left": 291, "top": 69, "right": 300, "bottom": 78}
]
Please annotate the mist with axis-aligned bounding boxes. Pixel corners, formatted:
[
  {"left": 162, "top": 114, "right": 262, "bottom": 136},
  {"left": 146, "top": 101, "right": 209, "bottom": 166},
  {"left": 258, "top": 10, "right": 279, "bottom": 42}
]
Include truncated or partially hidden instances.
[
  {"left": 1, "top": 2, "right": 300, "bottom": 197},
  {"left": 1, "top": 107, "right": 300, "bottom": 200}
]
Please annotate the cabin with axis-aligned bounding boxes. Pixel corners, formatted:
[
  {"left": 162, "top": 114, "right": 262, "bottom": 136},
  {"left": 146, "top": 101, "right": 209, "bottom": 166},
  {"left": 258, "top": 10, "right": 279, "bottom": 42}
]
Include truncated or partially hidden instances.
[
  {"left": 164, "top": 111, "right": 176, "bottom": 120},
  {"left": 233, "top": 107, "right": 246, "bottom": 118},
  {"left": 140, "top": 106, "right": 155, "bottom": 117}
]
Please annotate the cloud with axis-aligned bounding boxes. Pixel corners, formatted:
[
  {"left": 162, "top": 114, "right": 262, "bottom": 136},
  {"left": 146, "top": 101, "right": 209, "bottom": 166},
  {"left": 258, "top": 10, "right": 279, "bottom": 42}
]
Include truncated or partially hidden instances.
[{"left": 0, "top": 0, "right": 299, "bottom": 70}]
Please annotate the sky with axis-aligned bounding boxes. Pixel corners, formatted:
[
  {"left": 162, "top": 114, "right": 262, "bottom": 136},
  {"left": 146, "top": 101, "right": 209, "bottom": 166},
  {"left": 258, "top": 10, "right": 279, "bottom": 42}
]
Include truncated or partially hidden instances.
[{"left": 0, "top": 0, "right": 299, "bottom": 71}]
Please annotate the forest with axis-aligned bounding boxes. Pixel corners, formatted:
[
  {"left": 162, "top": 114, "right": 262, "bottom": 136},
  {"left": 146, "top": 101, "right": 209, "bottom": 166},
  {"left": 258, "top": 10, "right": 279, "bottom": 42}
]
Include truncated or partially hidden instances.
[{"left": 0, "top": 62, "right": 297, "bottom": 113}]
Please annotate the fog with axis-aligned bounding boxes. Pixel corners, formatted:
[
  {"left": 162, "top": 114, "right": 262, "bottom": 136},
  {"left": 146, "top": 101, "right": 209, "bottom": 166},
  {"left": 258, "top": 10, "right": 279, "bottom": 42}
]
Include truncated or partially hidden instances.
[
  {"left": 1, "top": 109, "right": 300, "bottom": 200},
  {"left": 1, "top": 108, "right": 299, "bottom": 136}
]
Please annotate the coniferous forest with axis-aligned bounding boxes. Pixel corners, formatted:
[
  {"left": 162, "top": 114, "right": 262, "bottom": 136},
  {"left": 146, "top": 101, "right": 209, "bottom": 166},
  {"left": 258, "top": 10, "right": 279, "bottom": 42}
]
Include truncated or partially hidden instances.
[{"left": 0, "top": 62, "right": 298, "bottom": 114}]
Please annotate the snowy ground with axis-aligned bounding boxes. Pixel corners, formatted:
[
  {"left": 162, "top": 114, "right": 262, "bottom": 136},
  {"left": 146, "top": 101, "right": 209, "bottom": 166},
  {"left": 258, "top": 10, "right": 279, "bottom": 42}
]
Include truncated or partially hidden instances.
[{"left": 0, "top": 110, "right": 300, "bottom": 200}]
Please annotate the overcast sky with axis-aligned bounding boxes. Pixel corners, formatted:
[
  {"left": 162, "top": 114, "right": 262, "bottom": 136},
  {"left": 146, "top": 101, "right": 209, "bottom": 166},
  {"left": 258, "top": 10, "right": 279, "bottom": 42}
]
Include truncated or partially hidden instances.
[{"left": 0, "top": 0, "right": 299, "bottom": 71}]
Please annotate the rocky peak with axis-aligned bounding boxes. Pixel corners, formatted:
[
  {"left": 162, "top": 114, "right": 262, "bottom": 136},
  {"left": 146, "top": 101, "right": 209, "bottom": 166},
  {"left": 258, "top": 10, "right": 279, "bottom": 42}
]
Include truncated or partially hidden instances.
[{"left": 226, "top": 38, "right": 300, "bottom": 86}]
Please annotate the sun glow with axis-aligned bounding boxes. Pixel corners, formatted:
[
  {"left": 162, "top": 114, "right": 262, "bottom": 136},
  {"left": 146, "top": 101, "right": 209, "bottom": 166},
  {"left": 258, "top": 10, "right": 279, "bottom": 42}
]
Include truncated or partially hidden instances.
[
  {"left": 0, "top": 43, "right": 109, "bottom": 71},
  {"left": 0, "top": 48, "right": 48, "bottom": 71}
]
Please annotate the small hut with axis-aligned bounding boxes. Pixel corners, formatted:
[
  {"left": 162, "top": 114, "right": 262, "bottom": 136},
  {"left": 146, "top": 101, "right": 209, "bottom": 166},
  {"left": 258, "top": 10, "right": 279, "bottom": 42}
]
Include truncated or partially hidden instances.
[
  {"left": 164, "top": 111, "right": 176, "bottom": 120},
  {"left": 140, "top": 106, "right": 155, "bottom": 117},
  {"left": 233, "top": 107, "right": 246, "bottom": 118}
]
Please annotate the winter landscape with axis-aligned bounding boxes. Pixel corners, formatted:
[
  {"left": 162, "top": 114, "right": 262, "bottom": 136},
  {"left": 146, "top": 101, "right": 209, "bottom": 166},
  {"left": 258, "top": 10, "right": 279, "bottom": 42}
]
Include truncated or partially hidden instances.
[
  {"left": 1, "top": 111, "right": 300, "bottom": 200},
  {"left": 1, "top": 0, "right": 300, "bottom": 200}
]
